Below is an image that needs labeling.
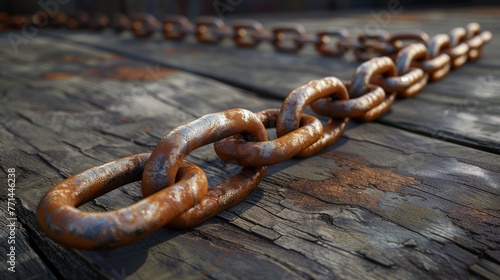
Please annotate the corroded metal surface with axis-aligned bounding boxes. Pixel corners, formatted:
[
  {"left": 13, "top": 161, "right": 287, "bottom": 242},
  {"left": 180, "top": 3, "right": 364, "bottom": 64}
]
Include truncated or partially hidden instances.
[
  {"left": 214, "top": 109, "right": 323, "bottom": 166},
  {"left": 384, "top": 43, "right": 428, "bottom": 98},
  {"left": 162, "top": 14, "right": 193, "bottom": 40},
  {"left": 37, "top": 154, "right": 208, "bottom": 250},
  {"left": 142, "top": 108, "right": 268, "bottom": 196},
  {"left": 167, "top": 165, "right": 267, "bottom": 229},
  {"left": 233, "top": 19, "right": 265, "bottom": 48},
  {"left": 195, "top": 16, "right": 229, "bottom": 44},
  {"left": 271, "top": 23, "right": 307, "bottom": 53},
  {"left": 311, "top": 82, "right": 385, "bottom": 119},
  {"left": 130, "top": 13, "right": 160, "bottom": 38},
  {"left": 315, "top": 28, "right": 351, "bottom": 57},
  {"left": 29, "top": 16, "right": 492, "bottom": 249},
  {"left": 277, "top": 77, "right": 349, "bottom": 156},
  {"left": 9, "top": 11, "right": 491, "bottom": 62}
]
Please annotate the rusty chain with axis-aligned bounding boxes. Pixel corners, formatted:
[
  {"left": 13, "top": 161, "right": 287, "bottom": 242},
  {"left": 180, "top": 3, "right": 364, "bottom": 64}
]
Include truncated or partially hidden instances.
[
  {"left": 3, "top": 12, "right": 492, "bottom": 60},
  {"left": 19, "top": 11, "right": 491, "bottom": 249}
]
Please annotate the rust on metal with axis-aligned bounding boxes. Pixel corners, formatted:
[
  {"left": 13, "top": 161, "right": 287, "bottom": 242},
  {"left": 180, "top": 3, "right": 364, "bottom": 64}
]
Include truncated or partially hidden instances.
[
  {"left": 379, "top": 43, "right": 429, "bottom": 98},
  {"left": 36, "top": 154, "right": 208, "bottom": 250},
  {"left": 354, "top": 30, "right": 401, "bottom": 60},
  {"left": 447, "top": 27, "right": 470, "bottom": 68},
  {"left": 163, "top": 15, "right": 193, "bottom": 40},
  {"left": 214, "top": 109, "right": 323, "bottom": 166},
  {"left": 389, "top": 30, "right": 430, "bottom": 47},
  {"left": 30, "top": 11, "right": 50, "bottom": 28},
  {"left": 349, "top": 57, "right": 398, "bottom": 121},
  {"left": 271, "top": 23, "right": 307, "bottom": 53},
  {"left": 67, "top": 12, "right": 90, "bottom": 30},
  {"left": 131, "top": 13, "right": 159, "bottom": 38},
  {"left": 311, "top": 81, "right": 385, "bottom": 119},
  {"left": 277, "top": 77, "right": 348, "bottom": 134},
  {"left": 32, "top": 18, "right": 492, "bottom": 250},
  {"left": 88, "top": 13, "right": 110, "bottom": 31},
  {"left": 277, "top": 77, "right": 349, "bottom": 156},
  {"left": 168, "top": 166, "right": 267, "bottom": 229},
  {"left": 315, "top": 28, "right": 351, "bottom": 57},
  {"left": 0, "top": 12, "right": 10, "bottom": 31},
  {"left": 8, "top": 15, "right": 27, "bottom": 29},
  {"left": 465, "top": 22, "right": 492, "bottom": 61},
  {"left": 143, "top": 108, "right": 268, "bottom": 196},
  {"left": 195, "top": 16, "right": 229, "bottom": 44},
  {"left": 50, "top": 12, "right": 68, "bottom": 28},
  {"left": 111, "top": 13, "right": 131, "bottom": 33},
  {"left": 143, "top": 109, "right": 268, "bottom": 227},
  {"left": 295, "top": 118, "right": 348, "bottom": 158},
  {"left": 233, "top": 19, "right": 265, "bottom": 48},
  {"left": 350, "top": 57, "right": 397, "bottom": 98},
  {"left": 423, "top": 34, "right": 452, "bottom": 81}
]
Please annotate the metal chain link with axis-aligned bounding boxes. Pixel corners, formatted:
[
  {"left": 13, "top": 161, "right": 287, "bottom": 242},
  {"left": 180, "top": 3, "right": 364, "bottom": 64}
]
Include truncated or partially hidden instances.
[
  {"left": 3, "top": 12, "right": 492, "bottom": 60},
  {"left": 23, "top": 11, "right": 492, "bottom": 249}
]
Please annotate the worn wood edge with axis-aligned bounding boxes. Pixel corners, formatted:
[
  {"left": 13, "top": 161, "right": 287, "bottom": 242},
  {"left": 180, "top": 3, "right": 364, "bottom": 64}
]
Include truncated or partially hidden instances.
[
  {"left": 1, "top": 32, "right": 499, "bottom": 279},
  {"left": 37, "top": 29, "right": 500, "bottom": 155}
]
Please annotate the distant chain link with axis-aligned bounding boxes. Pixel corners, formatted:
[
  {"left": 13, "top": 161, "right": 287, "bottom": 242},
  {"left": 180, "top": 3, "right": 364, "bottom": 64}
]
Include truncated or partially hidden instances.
[
  {"left": 2, "top": 12, "right": 492, "bottom": 60},
  {"left": 24, "top": 11, "right": 492, "bottom": 249}
]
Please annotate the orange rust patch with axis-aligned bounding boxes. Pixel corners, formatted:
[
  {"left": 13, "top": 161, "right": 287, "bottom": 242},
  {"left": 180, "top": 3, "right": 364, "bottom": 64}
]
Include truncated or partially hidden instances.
[
  {"left": 120, "top": 117, "right": 135, "bottom": 123},
  {"left": 288, "top": 151, "right": 415, "bottom": 211},
  {"left": 164, "top": 47, "right": 202, "bottom": 55},
  {"left": 60, "top": 54, "right": 121, "bottom": 63},
  {"left": 106, "top": 66, "right": 175, "bottom": 81},
  {"left": 140, "top": 125, "right": 152, "bottom": 132},
  {"left": 83, "top": 69, "right": 100, "bottom": 75},
  {"left": 44, "top": 72, "right": 74, "bottom": 80},
  {"left": 321, "top": 152, "right": 414, "bottom": 192},
  {"left": 447, "top": 208, "right": 499, "bottom": 234},
  {"left": 283, "top": 190, "right": 327, "bottom": 209}
]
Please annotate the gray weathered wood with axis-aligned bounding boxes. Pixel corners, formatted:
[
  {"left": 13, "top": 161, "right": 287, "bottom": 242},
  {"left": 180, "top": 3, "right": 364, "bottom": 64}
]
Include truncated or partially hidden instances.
[
  {"left": 0, "top": 196, "right": 56, "bottom": 279},
  {"left": 1, "top": 16, "right": 499, "bottom": 279},
  {"left": 39, "top": 8, "right": 500, "bottom": 153}
]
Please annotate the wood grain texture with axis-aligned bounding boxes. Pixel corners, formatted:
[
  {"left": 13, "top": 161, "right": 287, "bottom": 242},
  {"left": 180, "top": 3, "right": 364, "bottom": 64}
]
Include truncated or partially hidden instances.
[
  {"left": 40, "top": 7, "right": 500, "bottom": 153},
  {"left": 0, "top": 10, "right": 499, "bottom": 279}
]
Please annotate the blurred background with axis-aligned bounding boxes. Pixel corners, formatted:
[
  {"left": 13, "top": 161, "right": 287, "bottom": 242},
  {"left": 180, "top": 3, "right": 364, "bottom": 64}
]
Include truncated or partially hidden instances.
[{"left": 1, "top": 0, "right": 499, "bottom": 18}]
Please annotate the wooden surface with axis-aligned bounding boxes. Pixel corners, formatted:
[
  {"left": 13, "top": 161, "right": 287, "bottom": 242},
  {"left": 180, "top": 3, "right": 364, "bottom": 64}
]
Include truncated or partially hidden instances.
[
  {"left": 1, "top": 8, "right": 499, "bottom": 280},
  {"left": 42, "top": 7, "right": 500, "bottom": 153}
]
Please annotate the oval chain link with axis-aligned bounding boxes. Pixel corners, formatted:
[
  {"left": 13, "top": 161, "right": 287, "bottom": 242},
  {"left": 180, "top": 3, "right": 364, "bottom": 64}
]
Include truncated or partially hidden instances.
[
  {"left": 276, "top": 77, "right": 349, "bottom": 157},
  {"left": 37, "top": 154, "right": 208, "bottom": 249},
  {"left": 214, "top": 109, "right": 323, "bottom": 167},
  {"left": 130, "top": 13, "right": 160, "bottom": 38}
]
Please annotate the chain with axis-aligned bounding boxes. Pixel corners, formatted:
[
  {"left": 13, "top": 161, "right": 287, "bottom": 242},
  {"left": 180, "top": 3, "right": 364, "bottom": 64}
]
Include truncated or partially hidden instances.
[
  {"left": 2, "top": 12, "right": 491, "bottom": 60},
  {"left": 20, "top": 11, "right": 491, "bottom": 249}
]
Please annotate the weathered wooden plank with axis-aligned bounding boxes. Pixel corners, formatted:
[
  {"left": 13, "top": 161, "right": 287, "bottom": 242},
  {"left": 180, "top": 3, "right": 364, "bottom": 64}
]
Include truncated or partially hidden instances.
[
  {"left": 38, "top": 8, "right": 500, "bottom": 153},
  {"left": 0, "top": 196, "right": 56, "bottom": 279},
  {"left": 1, "top": 32, "right": 499, "bottom": 279}
]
